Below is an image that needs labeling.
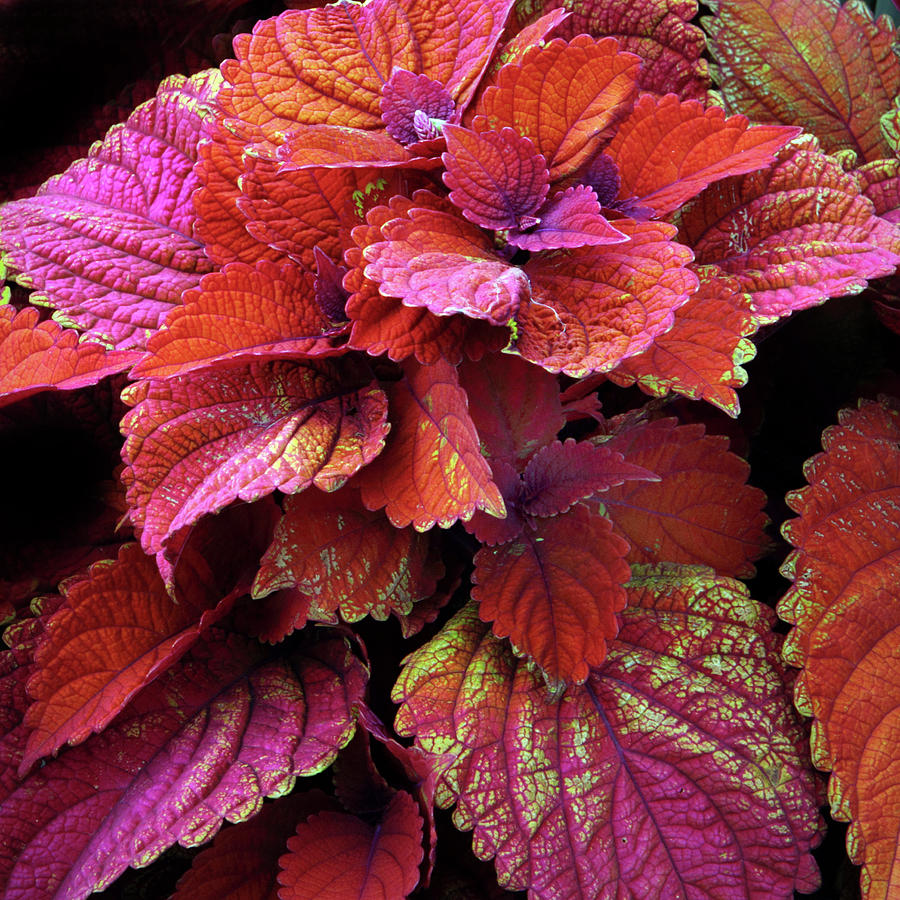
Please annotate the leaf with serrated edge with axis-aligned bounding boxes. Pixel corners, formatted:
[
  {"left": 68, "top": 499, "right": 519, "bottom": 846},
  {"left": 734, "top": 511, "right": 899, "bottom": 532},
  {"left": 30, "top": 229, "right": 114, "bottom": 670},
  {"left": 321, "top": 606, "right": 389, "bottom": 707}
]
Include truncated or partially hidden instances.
[
  {"left": 394, "top": 567, "right": 822, "bottom": 899},
  {"left": 121, "top": 359, "right": 389, "bottom": 554},
  {"left": 779, "top": 397, "right": 900, "bottom": 899},
  {"left": 0, "top": 630, "right": 367, "bottom": 900}
]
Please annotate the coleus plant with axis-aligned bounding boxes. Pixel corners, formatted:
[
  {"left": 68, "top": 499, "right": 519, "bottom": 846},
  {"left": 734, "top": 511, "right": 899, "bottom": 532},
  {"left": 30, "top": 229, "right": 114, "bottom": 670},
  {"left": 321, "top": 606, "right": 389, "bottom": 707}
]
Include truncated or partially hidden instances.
[{"left": 0, "top": 0, "right": 899, "bottom": 897}]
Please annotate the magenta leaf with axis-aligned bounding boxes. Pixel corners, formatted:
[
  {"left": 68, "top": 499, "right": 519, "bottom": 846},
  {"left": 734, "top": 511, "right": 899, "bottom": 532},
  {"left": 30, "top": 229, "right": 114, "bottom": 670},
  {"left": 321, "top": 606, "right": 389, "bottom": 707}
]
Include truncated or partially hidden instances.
[
  {"left": 0, "top": 629, "right": 367, "bottom": 900},
  {"left": 395, "top": 567, "right": 823, "bottom": 899},
  {"left": 382, "top": 69, "right": 457, "bottom": 144},
  {"left": 506, "top": 184, "right": 628, "bottom": 251},
  {"left": 442, "top": 124, "right": 550, "bottom": 230}
]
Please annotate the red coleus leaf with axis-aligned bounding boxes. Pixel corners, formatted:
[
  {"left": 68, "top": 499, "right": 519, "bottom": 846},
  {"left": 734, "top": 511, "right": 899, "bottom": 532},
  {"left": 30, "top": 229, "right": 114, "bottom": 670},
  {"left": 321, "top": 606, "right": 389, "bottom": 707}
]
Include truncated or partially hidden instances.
[
  {"left": 121, "top": 358, "right": 389, "bottom": 554},
  {"left": 779, "top": 396, "right": 900, "bottom": 898},
  {"left": 680, "top": 135, "right": 900, "bottom": 323},
  {"left": 0, "top": 306, "right": 138, "bottom": 408},
  {"left": 394, "top": 567, "right": 823, "bottom": 900},
  {"left": 220, "top": 0, "right": 514, "bottom": 153},
  {"left": 131, "top": 259, "right": 346, "bottom": 380},
  {"left": 857, "top": 158, "right": 900, "bottom": 224},
  {"left": 21, "top": 543, "right": 237, "bottom": 773},
  {"left": 0, "top": 629, "right": 367, "bottom": 900},
  {"left": 604, "top": 93, "right": 801, "bottom": 217},
  {"left": 607, "top": 269, "right": 757, "bottom": 416},
  {"left": 346, "top": 195, "right": 508, "bottom": 364},
  {"left": 364, "top": 197, "right": 531, "bottom": 326},
  {"left": 356, "top": 359, "right": 505, "bottom": 530},
  {"left": 172, "top": 791, "right": 341, "bottom": 900},
  {"left": 513, "top": 218, "right": 698, "bottom": 377},
  {"left": 252, "top": 486, "right": 442, "bottom": 624},
  {"left": 473, "top": 504, "right": 630, "bottom": 684},
  {"left": 600, "top": 416, "right": 769, "bottom": 577},
  {"left": 442, "top": 124, "right": 550, "bottom": 230},
  {"left": 705, "top": 0, "right": 900, "bottom": 163},
  {"left": 458, "top": 353, "right": 564, "bottom": 467},
  {"left": 477, "top": 35, "right": 641, "bottom": 180},
  {"left": 277, "top": 790, "right": 424, "bottom": 900},
  {"left": 0, "top": 71, "right": 219, "bottom": 349}
]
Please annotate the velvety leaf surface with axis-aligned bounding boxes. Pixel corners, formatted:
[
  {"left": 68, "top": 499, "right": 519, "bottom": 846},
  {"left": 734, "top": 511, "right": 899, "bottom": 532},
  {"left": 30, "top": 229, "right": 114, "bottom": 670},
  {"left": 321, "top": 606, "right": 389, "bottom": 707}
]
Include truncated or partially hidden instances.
[
  {"left": 680, "top": 135, "right": 900, "bottom": 323},
  {"left": 21, "top": 543, "right": 237, "bottom": 772},
  {"left": 705, "top": 0, "right": 900, "bottom": 162},
  {"left": 605, "top": 93, "right": 800, "bottom": 216},
  {"left": 131, "top": 259, "right": 346, "bottom": 379},
  {"left": 172, "top": 791, "right": 340, "bottom": 900},
  {"left": 252, "top": 486, "right": 441, "bottom": 624},
  {"left": 473, "top": 504, "right": 630, "bottom": 684},
  {"left": 121, "top": 359, "right": 389, "bottom": 554},
  {"left": 513, "top": 218, "right": 697, "bottom": 376},
  {"left": 442, "top": 124, "right": 549, "bottom": 230},
  {"left": 394, "top": 567, "right": 822, "bottom": 899},
  {"left": 347, "top": 196, "right": 508, "bottom": 363},
  {"left": 599, "top": 416, "right": 769, "bottom": 577},
  {"left": 608, "top": 270, "right": 756, "bottom": 416},
  {"left": 779, "top": 397, "right": 900, "bottom": 899},
  {"left": 357, "top": 359, "right": 505, "bottom": 530},
  {"left": 0, "top": 306, "right": 138, "bottom": 407},
  {"left": 477, "top": 36, "right": 641, "bottom": 180},
  {"left": 540, "top": 0, "right": 710, "bottom": 100},
  {"left": 220, "top": 0, "right": 514, "bottom": 147},
  {"left": 857, "top": 159, "right": 900, "bottom": 224},
  {"left": 522, "top": 438, "right": 657, "bottom": 517},
  {"left": 0, "top": 630, "right": 367, "bottom": 900},
  {"left": 458, "top": 353, "right": 564, "bottom": 467},
  {"left": 277, "top": 790, "right": 424, "bottom": 900},
  {"left": 364, "top": 203, "right": 531, "bottom": 326},
  {"left": 0, "top": 72, "right": 219, "bottom": 349}
]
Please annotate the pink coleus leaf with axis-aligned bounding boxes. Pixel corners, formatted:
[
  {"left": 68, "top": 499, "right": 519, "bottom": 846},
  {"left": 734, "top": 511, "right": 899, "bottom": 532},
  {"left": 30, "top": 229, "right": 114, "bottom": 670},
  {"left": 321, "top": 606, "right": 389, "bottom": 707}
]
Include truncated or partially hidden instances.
[
  {"left": 506, "top": 184, "right": 627, "bottom": 251},
  {"left": 394, "top": 567, "right": 823, "bottom": 899},
  {"left": 779, "top": 397, "right": 900, "bottom": 898},
  {"left": 473, "top": 504, "right": 630, "bottom": 685},
  {"left": 131, "top": 259, "right": 347, "bottom": 380},
  {"left": 512, "top": 218, "right": 698, "bottom": 377},
  {"left": 680, "top": 134, "right": 900, "bottom": 323},
  {"left": 0, "top": 306, "right": 138, "bottom": 408},
  {"left": 357, "top": 359, "right": 505, "bottom": 530},
  {"left": 346, "top": 195, "right": 508, "bottom": 363},
  {"left": 20, "top": 543, "right": 238, "bottom": 773},
  {"left": 705, "top": 0, "right": 900, "bottom": 163},
  {"left": 599, "top": 416, "right": 769, "bottom": 577},
  {"left": 0, "top": 629, "right": 367, "bottom": 900},
  {"left": 607, "top": 269, "right": 757, "bottom": 416},
  {"left": 604, "top": 93, "right": 801, "bottom": 217},
  {"left": 172, "top": 790, "right": 341, "bottom": 900},
  {"left": 442, "top": 124, "right": 550, "bottom": 230},
  {"left": 277, "top": 790, "right": 424, "bottom": 900},
  {"left": 477, "top": 35, "right": 641, "bottom": 180},
  {"left": 458, "top": 353, "right": 564, "bottom": 467},
  {"left": 121, "top": 358, "right": 389, "bottom": 555},
  {"left": 382, "top": 69, "right": 457, "bottom": 144},
  {"left": 521, "top": 438, "right": 658, "bottom": 517},
  {"left": 364, "top": 199, "right": 531, "bottom": 326},
  {"left": 252, "top": 486, "right": 442, "bottom": 624},
  {"left": 0, "top": 72, "right": 220, "bottom": 349}
]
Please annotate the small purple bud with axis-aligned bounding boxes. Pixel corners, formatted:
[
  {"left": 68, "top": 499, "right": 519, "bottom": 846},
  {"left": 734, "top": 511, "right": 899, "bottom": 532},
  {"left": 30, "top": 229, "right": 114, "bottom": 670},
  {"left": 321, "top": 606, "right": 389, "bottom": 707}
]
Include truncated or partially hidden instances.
[{"left": 381, "top": 69, "right": 456, "bottom": 145}]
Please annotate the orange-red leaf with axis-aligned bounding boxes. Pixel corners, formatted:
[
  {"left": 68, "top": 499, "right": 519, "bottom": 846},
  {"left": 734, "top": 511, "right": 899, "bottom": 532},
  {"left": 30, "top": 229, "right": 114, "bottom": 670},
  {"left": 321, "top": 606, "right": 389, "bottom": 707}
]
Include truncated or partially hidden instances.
[
  {"left": 0, "top": 307, "right": 138, "bottom": 408},
  {"left": 252, "top": 486, "right": 441, "bottom": 623},
  {"left": 779, "top": 397, "right": 900, "bottom": 899},
  {"left": 600, "top": 417, "right": 769, "bottom": 577},
  {"left": 357, "top": 359, "right": 505, "bottom": 530},
  {"left": 477, "top": 36, "right": 641, "bottom": 180},
  {"left": 706, "top": 0, "right": 900, "bottom": 162},
  {"left": 607, "top": 269, "right": 756, "bottom": 416},
  {"left": 473, "top": 504, "right": 630, "bottom": 684},
  {"left": 605, "top": 93, "right": 800, "bottom": 216},
  {"left": 277, "top": 790, "right": 424, "bottom": 900}
]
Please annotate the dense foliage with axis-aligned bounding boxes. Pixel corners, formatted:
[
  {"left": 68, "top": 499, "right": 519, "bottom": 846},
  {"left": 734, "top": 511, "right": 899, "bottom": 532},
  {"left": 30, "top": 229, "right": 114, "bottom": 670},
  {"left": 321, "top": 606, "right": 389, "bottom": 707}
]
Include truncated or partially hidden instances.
[{"left": 1, "top": 0, "right": 899, "bottom": 897}]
